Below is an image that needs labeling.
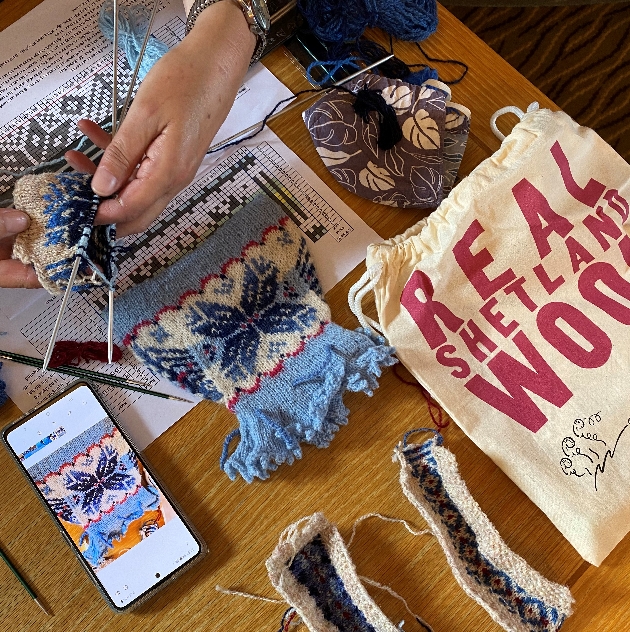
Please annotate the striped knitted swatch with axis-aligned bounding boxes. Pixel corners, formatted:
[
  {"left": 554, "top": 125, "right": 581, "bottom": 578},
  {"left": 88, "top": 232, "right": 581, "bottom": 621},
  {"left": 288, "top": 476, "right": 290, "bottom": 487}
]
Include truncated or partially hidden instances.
[
  {"left": 114, "top": 194, "right": 396, "bottom": 482},
  {"left": 267, "top": 512, "right": 404, "bottom": 632},
  {"left": 395, "top": 430, "right": 574, "bottom": 632},
  {"left": 12, "top": 172, "right": 117, "bottom": 294}
]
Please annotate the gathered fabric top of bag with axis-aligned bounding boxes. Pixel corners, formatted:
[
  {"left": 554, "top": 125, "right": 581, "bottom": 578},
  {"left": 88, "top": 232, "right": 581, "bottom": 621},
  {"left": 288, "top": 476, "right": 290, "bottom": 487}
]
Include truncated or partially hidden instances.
[{"left": 361, "top": 106, "right": 630, "bottom": 566}]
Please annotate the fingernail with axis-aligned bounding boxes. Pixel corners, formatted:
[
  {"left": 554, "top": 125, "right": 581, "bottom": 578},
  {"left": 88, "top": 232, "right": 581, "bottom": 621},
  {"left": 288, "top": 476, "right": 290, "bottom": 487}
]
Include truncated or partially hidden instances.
[
  {"left": 91, "top": 166, "right": 119, "bottom": 196},
  {"left": 2, "top": 211, "right": 29, "bottom": 233}
]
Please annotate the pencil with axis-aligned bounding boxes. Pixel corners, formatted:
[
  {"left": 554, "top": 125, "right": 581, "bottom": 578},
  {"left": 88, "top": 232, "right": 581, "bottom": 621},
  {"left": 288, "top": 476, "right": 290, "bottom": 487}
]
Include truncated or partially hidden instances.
[
  {"left": 0, "top": 350, "right": 194, "bottom": 404},
  {"left": 0, "top": 546, "right": 50, "bottom": 615}
]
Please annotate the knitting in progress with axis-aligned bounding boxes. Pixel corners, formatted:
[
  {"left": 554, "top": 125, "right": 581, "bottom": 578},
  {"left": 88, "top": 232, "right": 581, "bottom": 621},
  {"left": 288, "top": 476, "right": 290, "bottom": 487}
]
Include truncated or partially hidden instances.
[
  {"left": 114, "top": 194, "right": 396, "bottom": 482},
  {"left": 12, "top": 172, "right": 118, "bottom": 295},
  {"left": 395, "top": 429, "right": 574, "bottom": 632},
  {"left": 267, "top": 512, "right": 409, "bottom": 632}
]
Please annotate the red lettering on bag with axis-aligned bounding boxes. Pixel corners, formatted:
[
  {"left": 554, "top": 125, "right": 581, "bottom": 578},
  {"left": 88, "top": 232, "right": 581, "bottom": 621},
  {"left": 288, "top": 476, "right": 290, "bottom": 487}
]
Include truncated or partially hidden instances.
[
  {"left": 604, "top": 189, "right": 629, "bottom": 222},
  {"left": 512, "top": 178, "right": 573, "bottom": 259},
  {"left": 533, "top": 262, "right": 565, "bottom": 294},
  {"left": 459, "top": 319, "right": 498, "bottom": 361},
  {"left": 565, "top": 236, "right": 595, "bottom": 273},
  {"left": 537, "top": 302, "right": 612, "bottom": 369},
  {"left": 550, "top": 141, "right": 606, "bottom": 207},
  {"left": 579, "top": 262, "right": 630, "bottom": 324},
  {"left": 401, "top": 270, "right": 464, "bottom": 350},
  {"left": 464, "top": 331, "right": 572, "bottom": 432},
  {"left": 618, "top": 235, "right": 630, "bottom": 267},
  {"left": 480, "top": 297, "right": 519, "bottom": 337},
  {"left": 453, "top": 219, "right": 516, "bottom": 300},
  {"left": 436, "top": 345, "right": 471, "bottom": 378},
  {"left": 583, "top": 206, "right": 622, "bottom": 251},
  {"left": 503, "top": 277, "right": 538, "bottom": 312}
]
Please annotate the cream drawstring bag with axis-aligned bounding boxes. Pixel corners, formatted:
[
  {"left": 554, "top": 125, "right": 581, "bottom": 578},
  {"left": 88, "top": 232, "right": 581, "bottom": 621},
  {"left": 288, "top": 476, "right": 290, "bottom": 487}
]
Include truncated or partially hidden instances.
[{"left": 351, "top": 104, "right": 630, "bottom": 566}]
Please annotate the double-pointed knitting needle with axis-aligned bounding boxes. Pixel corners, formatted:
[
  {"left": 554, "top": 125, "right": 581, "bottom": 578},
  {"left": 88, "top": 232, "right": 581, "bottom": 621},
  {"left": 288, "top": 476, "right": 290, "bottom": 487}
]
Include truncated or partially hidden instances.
[
  {"left": 41, "top": 257, "right": 82, "bottom": 372},
  {"left": 206, "top": 54, "right": 395, "bottom": 153},
  {"left": 106, "top": 0, "right": 121, "bottom": 364}
]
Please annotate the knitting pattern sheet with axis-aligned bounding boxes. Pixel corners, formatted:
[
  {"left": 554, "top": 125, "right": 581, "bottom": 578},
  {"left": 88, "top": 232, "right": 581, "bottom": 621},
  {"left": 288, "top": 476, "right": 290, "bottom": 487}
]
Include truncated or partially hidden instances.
[{"left": 0, "top": 0, "right": 381, "bottom": 448}]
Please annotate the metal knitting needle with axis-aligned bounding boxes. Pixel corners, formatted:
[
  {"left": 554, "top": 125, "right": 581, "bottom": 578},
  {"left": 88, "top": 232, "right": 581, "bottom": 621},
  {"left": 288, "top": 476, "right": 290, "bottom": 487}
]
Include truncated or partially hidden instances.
[
  {"left": 207, "top": 54, "right": 395, "bottom": 153},
  {"left": 41, "top": 257, "right": 81, "bottom": 372},
  {"left": 119, "top": 0, "right": 159, "bottom": 126},
  {"left": 107, "top": 0, "right": 120, "bottom": 364}
]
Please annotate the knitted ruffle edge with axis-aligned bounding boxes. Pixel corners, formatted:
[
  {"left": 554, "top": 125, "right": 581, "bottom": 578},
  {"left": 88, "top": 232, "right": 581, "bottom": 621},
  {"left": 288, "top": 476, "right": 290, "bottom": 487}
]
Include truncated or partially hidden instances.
[
  {"left": 266, "top": 512, "right": 401, "bottom": 632},
  {"left": 394, "top": 430, "right": 574, "bottom": 632},
  {"left": 222, "top": 326, "right": 397, "bottom": 482}
]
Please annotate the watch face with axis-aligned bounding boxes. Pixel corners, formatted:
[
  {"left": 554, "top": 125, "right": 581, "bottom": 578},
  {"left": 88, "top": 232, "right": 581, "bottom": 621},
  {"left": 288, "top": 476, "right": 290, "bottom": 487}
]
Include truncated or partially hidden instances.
[{"left": 252, "top": 0, "right": 271, "bottom": 32}]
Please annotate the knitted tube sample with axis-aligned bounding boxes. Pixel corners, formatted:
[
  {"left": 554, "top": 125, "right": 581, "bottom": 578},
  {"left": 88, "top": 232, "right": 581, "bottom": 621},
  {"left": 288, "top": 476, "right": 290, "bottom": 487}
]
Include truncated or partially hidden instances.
[
  {"left": 394, "top": 430, "right": 574, "bottom": 632},
  {"left": 12, "top": 172, "right": 117, "bottom": 294},
  {"left": 114, "top": 194, "right": 396, "bottom": 482},
  {"left": 267, "top": 512, "right": 403, "bottom": 632}
]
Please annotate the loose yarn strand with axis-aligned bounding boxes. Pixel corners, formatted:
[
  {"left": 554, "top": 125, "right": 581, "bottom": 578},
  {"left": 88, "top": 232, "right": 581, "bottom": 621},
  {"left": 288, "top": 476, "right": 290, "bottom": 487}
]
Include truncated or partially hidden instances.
[
  {"left": 416, "top": 44, "right": 469, "bottom": 85},
  {"left": 393, "top": 364, "right": 448, "bottom": 429},
  {"left": 214, "top": 584, "right": 285, "bottom": 604},
  {"left": 347, "top": 512, "right": 431, "bottom": 547},
  {"left": 358, "top": 575, "right": 434, "bottom": 632}
]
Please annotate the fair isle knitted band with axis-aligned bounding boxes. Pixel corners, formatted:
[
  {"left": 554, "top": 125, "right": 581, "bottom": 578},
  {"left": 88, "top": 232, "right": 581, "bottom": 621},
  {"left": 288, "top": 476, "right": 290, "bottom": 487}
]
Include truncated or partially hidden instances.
[
  {"left": 395, "top": 430, "right": 574, "bottom": 632},
  {"left": 266, "top": 512, "right": 403, "bottom": 632},
  {"left": 115, "top": 194, "right": 396, "bottom": 482},
  {"left": 12, "top": 172, "right": 118, "bottom": 294}
]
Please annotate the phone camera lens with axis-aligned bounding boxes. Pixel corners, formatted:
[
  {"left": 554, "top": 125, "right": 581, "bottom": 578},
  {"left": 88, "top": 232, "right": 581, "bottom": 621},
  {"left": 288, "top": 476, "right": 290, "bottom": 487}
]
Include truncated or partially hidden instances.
[{"left": 155, "top": 573, "right": 160, "bottom": 578}]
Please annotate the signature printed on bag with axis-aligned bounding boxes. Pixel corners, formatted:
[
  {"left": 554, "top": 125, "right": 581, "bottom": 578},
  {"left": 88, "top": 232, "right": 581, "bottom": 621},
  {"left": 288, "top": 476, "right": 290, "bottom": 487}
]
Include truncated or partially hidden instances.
[{"left": 560, "top": 411, "right": 630, "bottom": 491}]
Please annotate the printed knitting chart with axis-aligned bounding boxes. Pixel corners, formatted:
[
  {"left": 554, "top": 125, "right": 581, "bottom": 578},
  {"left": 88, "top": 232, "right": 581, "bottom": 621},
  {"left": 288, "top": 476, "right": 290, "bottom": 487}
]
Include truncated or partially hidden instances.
[{"left": 0, "top": 0, "right": 380, "bottom": 449}]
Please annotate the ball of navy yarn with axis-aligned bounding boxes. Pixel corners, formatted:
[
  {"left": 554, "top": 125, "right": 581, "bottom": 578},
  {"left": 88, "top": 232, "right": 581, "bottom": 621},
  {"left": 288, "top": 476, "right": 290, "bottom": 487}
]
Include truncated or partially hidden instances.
[{"left": 297, "top": 0, "right": 438, "bottom": 43}]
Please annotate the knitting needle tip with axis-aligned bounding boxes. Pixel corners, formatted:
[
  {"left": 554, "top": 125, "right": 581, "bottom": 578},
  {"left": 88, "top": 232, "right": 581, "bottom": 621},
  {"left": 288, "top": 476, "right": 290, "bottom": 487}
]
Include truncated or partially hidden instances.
[{"left": 34, "top": 598, "right": 51, "bottom": 616}]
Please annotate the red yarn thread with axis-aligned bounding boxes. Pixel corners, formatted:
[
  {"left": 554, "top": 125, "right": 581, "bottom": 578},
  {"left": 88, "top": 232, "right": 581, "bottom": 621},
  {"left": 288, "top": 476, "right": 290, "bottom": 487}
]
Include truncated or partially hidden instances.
[
  {"left": 49, "top": 341, "right": 122, "bottom": 368},
  {"left": 393, "top": 363, "right": 449, "bottom": 429}
]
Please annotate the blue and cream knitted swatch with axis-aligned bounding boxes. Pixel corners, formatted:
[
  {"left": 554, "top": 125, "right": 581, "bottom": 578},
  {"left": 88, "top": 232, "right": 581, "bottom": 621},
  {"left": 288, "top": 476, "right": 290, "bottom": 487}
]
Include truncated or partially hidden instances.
[{"left": 115, "top": 194, "right": 396, "bottom": 482}]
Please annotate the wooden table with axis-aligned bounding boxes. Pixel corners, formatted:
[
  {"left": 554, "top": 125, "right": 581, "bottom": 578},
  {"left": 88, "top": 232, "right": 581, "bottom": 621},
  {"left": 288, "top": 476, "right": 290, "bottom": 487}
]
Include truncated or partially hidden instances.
[{"left": 1, "top": 3, "right": 627, "bottom": 631}]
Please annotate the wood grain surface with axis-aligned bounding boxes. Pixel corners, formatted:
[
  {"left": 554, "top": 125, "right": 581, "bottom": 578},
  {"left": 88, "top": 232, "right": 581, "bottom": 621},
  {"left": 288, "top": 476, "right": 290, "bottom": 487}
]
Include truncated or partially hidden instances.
[{"left": 1, "top": 3, "right": 627, "bottom": 631}]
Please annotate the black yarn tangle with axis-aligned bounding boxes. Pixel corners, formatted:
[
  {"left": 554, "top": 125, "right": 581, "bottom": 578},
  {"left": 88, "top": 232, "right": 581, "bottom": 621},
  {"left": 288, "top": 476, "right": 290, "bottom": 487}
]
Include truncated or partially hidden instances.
[
  {"left": 352, "top": 85, "right": 403, "bottom": 150},
  {"left": 416, "top": 43, "right": 469, "bottom": 85}
]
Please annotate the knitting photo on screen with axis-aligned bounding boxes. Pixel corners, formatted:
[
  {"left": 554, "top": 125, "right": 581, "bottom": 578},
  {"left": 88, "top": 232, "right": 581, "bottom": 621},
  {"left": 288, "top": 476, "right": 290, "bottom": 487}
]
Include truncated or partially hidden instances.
[{"left": 2, "top": 381, "right": 206, "bottom": 612}]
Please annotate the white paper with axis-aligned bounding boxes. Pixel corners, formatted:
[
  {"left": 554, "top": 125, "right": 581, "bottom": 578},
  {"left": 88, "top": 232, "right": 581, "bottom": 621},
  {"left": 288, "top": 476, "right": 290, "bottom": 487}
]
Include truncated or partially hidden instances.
[{"left": 0, "top": 0, "right": 381, "bottom": 448}]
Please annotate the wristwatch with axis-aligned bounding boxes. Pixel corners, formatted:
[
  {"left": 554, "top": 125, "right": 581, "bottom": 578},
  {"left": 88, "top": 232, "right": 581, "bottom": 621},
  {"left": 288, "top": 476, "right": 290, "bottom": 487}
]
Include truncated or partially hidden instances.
[{"left": 186, "top": 0, "right": 271, "bottom": 65}]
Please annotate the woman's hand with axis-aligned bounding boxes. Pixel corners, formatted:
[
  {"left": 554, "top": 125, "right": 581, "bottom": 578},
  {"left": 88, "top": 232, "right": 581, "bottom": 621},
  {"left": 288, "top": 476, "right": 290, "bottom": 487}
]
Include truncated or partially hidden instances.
[
  {"left": 0, "top": 208, "right": 40, "bottom": 288},
  {"left": 67, "top": 1, "right": 256, "bottom": 238}
]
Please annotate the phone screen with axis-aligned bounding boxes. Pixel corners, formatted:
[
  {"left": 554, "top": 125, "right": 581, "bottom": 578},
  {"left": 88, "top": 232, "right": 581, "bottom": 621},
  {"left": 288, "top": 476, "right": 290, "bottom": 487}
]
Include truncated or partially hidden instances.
[{"left": 3, "top": 384, "right": 203, "bottom": 610}]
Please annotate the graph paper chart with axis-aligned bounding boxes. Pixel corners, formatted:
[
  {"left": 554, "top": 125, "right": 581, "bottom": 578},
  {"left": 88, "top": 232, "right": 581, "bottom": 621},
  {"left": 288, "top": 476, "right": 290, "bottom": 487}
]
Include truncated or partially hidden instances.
[{"left": 0, "top": 16, "right": 185, "bottom": 197}]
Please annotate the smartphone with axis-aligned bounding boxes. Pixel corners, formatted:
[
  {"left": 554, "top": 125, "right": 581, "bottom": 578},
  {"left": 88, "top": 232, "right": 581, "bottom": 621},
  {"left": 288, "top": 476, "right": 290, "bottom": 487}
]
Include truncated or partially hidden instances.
[{"left": 1, "top": 382, "right": 206, "bottom": 612}]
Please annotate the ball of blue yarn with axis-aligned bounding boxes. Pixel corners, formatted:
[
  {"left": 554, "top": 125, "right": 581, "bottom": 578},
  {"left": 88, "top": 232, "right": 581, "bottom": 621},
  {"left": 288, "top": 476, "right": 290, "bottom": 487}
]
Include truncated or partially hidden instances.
[
  {"left": 297, "top": 0, "right": 438, "bottom": 44},
  {"left": 99, "top": 0, "right": 168, "bottom": 81}
]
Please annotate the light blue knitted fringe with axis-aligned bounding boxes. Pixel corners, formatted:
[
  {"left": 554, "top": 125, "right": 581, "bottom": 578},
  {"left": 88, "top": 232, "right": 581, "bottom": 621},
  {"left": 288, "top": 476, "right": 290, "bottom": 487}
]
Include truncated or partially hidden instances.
[{"left": 221, "top": 326, "right": 397, "bottom": 482}]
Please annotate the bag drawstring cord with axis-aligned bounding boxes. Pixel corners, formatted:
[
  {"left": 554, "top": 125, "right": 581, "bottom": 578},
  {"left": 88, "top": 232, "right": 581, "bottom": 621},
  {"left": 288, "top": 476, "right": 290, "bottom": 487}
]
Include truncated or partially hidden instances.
[
  {"left": 348, "top": 263, "right": 385, "bottom": 336},
  {"left": 490, "top": 102, "right": 539, "bottom": 141}
]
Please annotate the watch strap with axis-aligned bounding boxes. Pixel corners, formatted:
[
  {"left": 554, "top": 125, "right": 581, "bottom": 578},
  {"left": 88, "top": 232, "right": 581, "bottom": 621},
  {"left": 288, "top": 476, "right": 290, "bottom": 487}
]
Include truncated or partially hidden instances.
[{"left": 186, "top": 0, "right": 268, "bottom": 65}]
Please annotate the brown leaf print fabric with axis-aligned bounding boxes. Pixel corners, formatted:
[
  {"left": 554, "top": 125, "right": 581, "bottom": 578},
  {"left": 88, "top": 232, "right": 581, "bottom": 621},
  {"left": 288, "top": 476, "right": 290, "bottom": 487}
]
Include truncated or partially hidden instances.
[{"left": 304, "top": 75, "right": 470, "bottom": 209}]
